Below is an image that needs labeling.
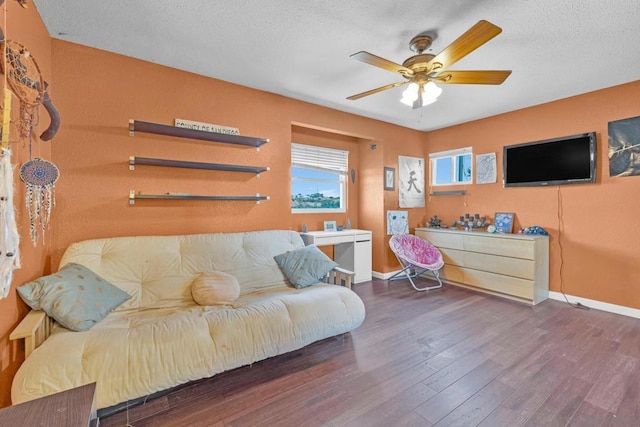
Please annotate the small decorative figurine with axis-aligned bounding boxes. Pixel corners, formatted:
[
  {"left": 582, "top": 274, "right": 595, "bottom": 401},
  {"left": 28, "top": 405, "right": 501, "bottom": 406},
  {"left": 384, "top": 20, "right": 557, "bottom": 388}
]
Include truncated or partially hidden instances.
[
  {"left": 453, "top": 213, "right": 490, "bottom": 231},
  {"left": 428, "top": 215, "right": 442, "bottom": 228}
]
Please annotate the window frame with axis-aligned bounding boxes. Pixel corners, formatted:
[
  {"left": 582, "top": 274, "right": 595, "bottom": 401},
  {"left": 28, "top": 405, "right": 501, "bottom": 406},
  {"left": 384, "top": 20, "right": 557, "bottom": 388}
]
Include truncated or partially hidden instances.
[
  {"left": 291, "top": 143, "right": 348, "bottom": 214},
  {"left": 429, "top": 147, "right": 473, "bottom": 186}
]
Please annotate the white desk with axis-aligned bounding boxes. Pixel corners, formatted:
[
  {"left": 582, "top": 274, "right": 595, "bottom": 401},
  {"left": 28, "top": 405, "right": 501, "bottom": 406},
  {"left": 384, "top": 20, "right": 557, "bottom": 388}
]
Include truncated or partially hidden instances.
[{"left": 300, "top": 229, "right": 372, "bottom": 284}]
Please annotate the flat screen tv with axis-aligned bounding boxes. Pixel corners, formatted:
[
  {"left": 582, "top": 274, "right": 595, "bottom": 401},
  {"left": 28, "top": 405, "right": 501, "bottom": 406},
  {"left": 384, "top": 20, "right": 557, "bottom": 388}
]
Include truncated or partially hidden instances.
[{"left": 503, "top": 132, "right": 597, "bottom": 187}]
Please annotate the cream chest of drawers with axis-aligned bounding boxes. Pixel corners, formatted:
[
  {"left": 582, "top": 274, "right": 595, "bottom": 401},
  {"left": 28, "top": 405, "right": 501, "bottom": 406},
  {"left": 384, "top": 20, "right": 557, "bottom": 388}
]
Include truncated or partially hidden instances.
[{"left": 415, "top": 228, "right": 549, "bottom": 305}]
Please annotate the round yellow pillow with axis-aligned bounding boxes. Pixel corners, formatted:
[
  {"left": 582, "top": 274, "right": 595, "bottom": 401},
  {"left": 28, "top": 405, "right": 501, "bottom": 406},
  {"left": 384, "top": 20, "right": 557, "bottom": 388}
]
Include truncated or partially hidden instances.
[{"left": 191, "top": 272, "right": 240, "bottom": 306}]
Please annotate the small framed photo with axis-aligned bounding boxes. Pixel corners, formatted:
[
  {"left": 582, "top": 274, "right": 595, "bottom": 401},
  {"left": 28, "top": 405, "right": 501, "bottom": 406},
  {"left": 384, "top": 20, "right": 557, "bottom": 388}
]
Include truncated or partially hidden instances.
[
  {"left": 494, "top": 212, "right": 515, "bottom": 233},
  {"left": 323, "top": 221, "right": 337, "bottom": 232},
  {"left": 384, "top": 167, "right": 395, "bottom": 191}
]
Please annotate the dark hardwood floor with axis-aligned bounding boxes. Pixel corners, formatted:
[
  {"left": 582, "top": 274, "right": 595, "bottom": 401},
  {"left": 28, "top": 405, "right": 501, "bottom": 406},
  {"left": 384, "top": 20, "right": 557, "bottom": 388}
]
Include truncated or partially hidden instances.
[{"left": 100, "top": 278, "right": 640, "bottom": 426}]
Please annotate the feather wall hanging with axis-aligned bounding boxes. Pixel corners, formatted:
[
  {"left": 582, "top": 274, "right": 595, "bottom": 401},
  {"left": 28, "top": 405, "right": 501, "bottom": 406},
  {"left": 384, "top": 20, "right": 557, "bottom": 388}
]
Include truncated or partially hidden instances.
[
  {"left": 0, "top": 92, "right": 20, "bottom": 299},
  {"left": 0, "top": 150, "right": 20, "bottom": 298}
]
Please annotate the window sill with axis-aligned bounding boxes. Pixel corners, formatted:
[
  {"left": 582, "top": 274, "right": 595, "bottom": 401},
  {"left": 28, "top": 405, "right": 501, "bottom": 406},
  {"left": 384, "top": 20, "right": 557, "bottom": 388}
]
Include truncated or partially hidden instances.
[{"left": 292, "top": 209, "right": 347, "bottom": 214}]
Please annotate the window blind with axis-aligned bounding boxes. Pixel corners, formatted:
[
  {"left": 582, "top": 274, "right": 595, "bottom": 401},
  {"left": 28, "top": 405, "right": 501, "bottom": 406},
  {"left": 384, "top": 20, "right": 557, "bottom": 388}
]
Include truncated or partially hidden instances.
[
  {"left": 428, "top": 146, "right": 472, "bottom": 159},
  {"left": 291, "top": 143, "right": 348, "bottom": 175}
]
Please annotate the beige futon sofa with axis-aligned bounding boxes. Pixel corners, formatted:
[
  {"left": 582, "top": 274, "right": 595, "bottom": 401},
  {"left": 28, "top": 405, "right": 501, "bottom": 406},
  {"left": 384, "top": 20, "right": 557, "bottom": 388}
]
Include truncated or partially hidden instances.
[{"left": 11, "top": 230, "right": 366, "bottom": 412}]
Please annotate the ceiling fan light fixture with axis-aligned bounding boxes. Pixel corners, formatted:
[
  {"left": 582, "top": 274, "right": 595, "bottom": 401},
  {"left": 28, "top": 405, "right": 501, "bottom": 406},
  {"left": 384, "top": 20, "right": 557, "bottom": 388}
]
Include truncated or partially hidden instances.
[
  {"left": 400, "top": 82, "right": 442, "bottom": 107},
  {"left": 423, "top": 82, "right": 442, "bottom": 100},
  {"left": 400, "top": 82, "right": 420, "bottom": 106}
]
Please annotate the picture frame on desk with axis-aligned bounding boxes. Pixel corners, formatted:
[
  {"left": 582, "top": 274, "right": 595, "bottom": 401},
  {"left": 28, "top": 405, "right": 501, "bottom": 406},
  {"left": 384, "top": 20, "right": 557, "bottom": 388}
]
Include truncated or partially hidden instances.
[
  {"left": 323, "top": 221, "right": 337, "bottom": 232},
  {"left": 494, "top": 212, "right": 515, "bottom": 233}
]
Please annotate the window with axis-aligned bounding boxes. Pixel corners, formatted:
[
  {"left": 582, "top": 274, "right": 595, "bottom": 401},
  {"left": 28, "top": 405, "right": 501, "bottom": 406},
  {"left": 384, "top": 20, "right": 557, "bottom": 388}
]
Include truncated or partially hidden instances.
[
  {"left": 429, "top": 147, "right": 472, "bottom": 186},
  {"left": 291, "top": 143, "right": 348, "bottom": 213}
]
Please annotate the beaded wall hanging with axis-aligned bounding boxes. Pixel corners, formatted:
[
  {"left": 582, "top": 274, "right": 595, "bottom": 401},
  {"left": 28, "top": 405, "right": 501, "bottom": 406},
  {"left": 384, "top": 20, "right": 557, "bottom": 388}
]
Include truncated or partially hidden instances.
[{"left": 20, "top": 156, "right": 58, "bottom": 246}]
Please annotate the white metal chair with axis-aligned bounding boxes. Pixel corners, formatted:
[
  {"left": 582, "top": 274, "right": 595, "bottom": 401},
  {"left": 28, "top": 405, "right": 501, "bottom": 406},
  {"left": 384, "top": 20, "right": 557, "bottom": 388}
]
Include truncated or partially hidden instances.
[{"left": 388, "top": 234, "right": 444, "bottom": 292}]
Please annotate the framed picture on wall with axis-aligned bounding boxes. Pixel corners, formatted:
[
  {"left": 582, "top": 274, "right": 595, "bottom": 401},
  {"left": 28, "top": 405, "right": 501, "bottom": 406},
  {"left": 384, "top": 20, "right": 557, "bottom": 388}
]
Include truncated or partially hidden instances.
[
  {"left": 384, "top": 167, "right": 395, "bottom": 191},
  {"left": 398, "top": 156, "right": 425, "bottom": 208},
  {"left": 387, "top": 210, "right": 408, "bottom": 235},
  {"left": 494, "top": 212, "right": 515, "bottom": 233},
  {"left": 608, "top": 115, "right": 640, "bottom": 177},
  {"left": 323, "top": 221, "right": 337, "bottom": 232}
]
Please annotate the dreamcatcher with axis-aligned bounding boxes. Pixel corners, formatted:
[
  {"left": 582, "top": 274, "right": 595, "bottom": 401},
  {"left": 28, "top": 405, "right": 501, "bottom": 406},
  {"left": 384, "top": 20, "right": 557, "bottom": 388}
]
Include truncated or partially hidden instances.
[
  {"left": 2, "top": 39, "right": 59, "bottom": 141},
  {"left": 1, "top": 34, "right": 60, "bottom": 247},
  {"left": 4, "top": 39, "right": 43, "bottom": 138},
  {"left": 20, "top": 156, "right": 58, "bottom": 245}
]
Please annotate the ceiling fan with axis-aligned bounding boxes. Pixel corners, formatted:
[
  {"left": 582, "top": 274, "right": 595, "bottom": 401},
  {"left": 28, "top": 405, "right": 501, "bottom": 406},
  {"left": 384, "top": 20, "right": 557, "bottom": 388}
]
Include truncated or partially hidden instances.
[{"left": 347, "top": 20, "right": 512, "bottom": 109}]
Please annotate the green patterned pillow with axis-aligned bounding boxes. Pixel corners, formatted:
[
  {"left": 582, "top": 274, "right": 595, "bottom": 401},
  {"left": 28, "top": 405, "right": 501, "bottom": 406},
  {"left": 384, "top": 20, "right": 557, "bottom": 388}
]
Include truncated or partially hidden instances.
[
  {"left": 17, "top": 263, "right": 131, "bottom": 332},
  {"left": 274, "top": 245, "right": 338, "bottom": 288}
]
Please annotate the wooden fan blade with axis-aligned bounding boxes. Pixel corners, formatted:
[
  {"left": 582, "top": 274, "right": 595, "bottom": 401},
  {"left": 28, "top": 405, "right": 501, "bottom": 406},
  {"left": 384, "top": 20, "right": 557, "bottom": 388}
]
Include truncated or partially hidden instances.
[
  {"left": 347, "top": 81, "right": 409, "bottom": 100},
  {"left": 350, "top": 51, "right": 413, "bottom": 77},
  {"left": 428, "top": 20, "right": 502, "bottom": 72},
  {"left": 435, "top": 70, "right": 512, "bottom": 85}
]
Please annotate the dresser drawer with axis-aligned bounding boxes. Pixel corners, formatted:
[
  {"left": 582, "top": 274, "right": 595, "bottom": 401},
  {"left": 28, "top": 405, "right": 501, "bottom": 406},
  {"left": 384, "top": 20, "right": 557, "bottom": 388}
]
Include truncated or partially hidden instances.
[
  {"left": 439, "top": 248, "right": 465, "bottom": 266},
  {"left": 463, "top": 235, "right": 535, "bottom": 260},
  {"left": 463, "top": 251, "right": 535, "bottom": 280},
  {"left": 463, "top": 269, "right": 535, "bottom": 301},
  {"left": 438, "top": 264, "right": 464, "bottom": 283},
  {"left": 418, "top": 230, "right": 463, "bottom": 250}
]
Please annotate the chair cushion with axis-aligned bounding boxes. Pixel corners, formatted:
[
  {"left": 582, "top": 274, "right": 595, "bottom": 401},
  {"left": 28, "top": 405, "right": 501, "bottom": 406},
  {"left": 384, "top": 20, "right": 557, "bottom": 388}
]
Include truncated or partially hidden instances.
[
  {"left": 390, "top": 234, "right": 444, "bottom": 269},
  {"left": 274, "top": 245, "right": 338, "bottom": 288},
  {"left": 191, "top": 272, "right": 240, "bottom": 305},
  {"left": 16, "top": 263, "right": 131, "bottom": 332}
]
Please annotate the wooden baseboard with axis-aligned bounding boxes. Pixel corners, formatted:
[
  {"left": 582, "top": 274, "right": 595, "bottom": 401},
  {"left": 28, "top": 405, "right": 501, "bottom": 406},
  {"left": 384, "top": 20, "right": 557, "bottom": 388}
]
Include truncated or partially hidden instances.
[
  {"left": 372, "top": 270, "right": 401, "bottom": 280},
  {"left": 548, "top": 291, "right": 640, "bottom": 319}
]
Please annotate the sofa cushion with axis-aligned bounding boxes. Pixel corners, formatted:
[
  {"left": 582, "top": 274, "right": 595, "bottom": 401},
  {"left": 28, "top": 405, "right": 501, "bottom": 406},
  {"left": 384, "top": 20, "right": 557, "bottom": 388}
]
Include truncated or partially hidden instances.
[
  {"left": 274, "top": 245, "right": 338, "bottom": 288},
  {"left": 16, "top": 263, "right": 131, "bottom": 332},
  {"left": 191, "top": 272, "right": 240, "bottom": 305}
]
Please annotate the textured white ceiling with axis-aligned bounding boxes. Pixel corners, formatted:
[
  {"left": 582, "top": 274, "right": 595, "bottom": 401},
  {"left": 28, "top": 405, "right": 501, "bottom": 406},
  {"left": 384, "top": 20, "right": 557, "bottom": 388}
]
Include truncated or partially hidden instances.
[{"left": 32, "top": 0, "right": 640, "bottom": 132}]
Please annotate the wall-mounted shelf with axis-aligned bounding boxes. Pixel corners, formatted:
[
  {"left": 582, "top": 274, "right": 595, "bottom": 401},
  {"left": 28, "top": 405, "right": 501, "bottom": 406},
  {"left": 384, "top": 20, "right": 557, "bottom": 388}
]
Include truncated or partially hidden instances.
[
  {"left": 429, "top": 190, "right": 467, "bottom": 196},
  {"left": 129, "top": 190, "right": 269, "bottom": 205},
  {"left": 129, "top": 156, "right": 269, "bottom": 176},
  {"left": 129, "top": 119, "right": 269, "bottom": 149}
]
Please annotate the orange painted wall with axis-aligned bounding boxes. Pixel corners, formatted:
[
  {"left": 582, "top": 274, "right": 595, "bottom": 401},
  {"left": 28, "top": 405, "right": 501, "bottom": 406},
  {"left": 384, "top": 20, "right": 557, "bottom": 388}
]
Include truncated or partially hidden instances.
[
  {"left": 0, "top": 2, "right": 52, "bottom": 407},
  {"left": 380, "top": 132, "right": 429, "bottom": 273},
  {"left": 47, "top": 40, "right": 427, "bottom": 271},
  {"left": 358, "top": 141, "right": 385, "bottom": 271},
  {"left": 424, "top": 81, "right": 640, "bottom": 309}
]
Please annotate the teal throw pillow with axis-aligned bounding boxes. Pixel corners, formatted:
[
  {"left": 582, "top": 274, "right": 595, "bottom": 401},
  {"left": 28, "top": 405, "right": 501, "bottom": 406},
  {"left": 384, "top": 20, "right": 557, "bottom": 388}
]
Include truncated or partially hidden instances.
[
  {"left": 274, "top": 245, "right": 338, "bottom": 288},
  {"left": 17, "top": 262, "right": 131, "bottom": 332}
]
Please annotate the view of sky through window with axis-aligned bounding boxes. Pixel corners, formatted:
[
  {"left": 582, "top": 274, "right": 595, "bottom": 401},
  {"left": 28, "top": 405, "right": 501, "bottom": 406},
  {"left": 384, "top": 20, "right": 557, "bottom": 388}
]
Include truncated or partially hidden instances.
[
  {"left": 291, "top": 168, "right": 341, "bottom": 198},
  {"left": 291, "top": 167, "right": 343, "bottom": 210}
]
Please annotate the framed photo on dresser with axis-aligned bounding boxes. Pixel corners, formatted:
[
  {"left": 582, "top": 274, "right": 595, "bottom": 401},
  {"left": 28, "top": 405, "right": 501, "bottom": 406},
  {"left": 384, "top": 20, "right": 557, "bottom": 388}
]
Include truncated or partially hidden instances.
[{"left": 494, "top": 212, "right": 515, "bottom": 233}]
